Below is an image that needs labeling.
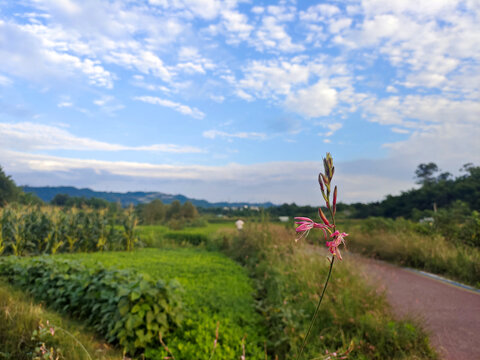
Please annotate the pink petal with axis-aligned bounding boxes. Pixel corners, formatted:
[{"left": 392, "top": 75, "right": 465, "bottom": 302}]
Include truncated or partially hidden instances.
[{"left": 294, "top": 217, "right": 313, "bottom": 222}]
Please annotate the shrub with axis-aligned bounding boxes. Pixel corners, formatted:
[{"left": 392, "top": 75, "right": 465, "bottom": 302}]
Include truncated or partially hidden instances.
[{"left": 0, "top": 256, "right": 183, "bottom": 356}]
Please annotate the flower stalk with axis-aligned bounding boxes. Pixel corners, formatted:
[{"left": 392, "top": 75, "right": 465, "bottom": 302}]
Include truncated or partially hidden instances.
[{"left": 293, "top": 153, "right": 348, "bottom": 359}]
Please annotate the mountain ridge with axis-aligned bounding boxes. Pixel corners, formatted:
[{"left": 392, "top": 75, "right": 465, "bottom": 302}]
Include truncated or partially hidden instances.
[{"left": 21, "top": 186, "right": 275, "bottom": 208}]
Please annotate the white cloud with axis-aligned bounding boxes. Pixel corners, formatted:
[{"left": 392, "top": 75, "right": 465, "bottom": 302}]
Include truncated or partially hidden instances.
[
  {"left": 364, "top": 95, "right": 480, "bottom": 127},
  {"left": 1, "top": 150, "right": 420, "bottom": 204},
  {"left": 210, "top": 95, "right": 225, "bottom": 103},
  {"left": 105, "top": 51, "right": 173, "bottom": 82},
  {"left": 285, "top": 81, "right": 338, "bottom": 118},
  {"left": 391, "top": 127, "right": 409, "bottom": 134},
  {"left": 254, "top": 15, "right": 304, "bottom": 53},
  {"left": 323, "top": 122, "right": 343, "bottom": 137},
  {"left": 93, "top": 95, "right": 114, "bottom": 106},
  {"left": 133, "top": 96, "right": 205, "bottom": 119},
  {"left": 0, "top": 21, "right": 114, "bottom": 88},
  {"left": 0, "top": 122, "right": 204, "bottom": 153},
  {"left": 0, "top": 75, "right": 12, "bottom": 86},
  {"left": 221, "top": 9, "right": 253, "bottom": 43},
  {"left": 57, "top": 101, "right": 73, "bottom": 108},
  {"left": 202, "top": 129, "right": 266, "bottom": 140}
]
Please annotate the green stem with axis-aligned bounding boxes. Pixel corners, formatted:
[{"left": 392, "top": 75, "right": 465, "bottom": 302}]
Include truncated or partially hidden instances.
[{"left": 295, "top": 256, "right": 335, "bottom": 360}]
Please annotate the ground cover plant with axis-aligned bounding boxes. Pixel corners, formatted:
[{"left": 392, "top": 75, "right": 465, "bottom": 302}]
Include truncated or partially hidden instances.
[
  {"left": 0, "top": 281, "right": 123, "bottom": 360},
  {"left": 58, "top": 248, "right": 266, "bottom": 359},
  {"left": 340, "top": 217, "right": 480, "bottom": 288}
]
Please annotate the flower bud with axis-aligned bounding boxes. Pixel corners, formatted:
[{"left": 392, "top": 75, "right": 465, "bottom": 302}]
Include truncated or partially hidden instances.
[{"left": 318, "top": 207, "right": 330, "bottom": 226}]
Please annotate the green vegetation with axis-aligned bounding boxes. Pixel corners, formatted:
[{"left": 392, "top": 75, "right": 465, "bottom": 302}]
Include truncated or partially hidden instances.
[
  {"left": 137, "top": 222, "right": 235, "bottom": 247},
  {"left": 341, "top": 217, "right": 480, "bottom": 288},
  {"left": 0, "top": 166, "right": 42, "bottom": 207},
  {"left": 208, "top": 222, "right": 437, "bottom": 359},
  {"left": 58, "top": 248, "right": 265, "bottom": 359},
  {"left": 0, "top": 204, "right": 138, "bottom": 256},
  {"left": 137, "top": 199, "right": 200, "bottom": 229},
  {"left": 50, "top": 193, "right": 116, "bottom": 209},
  {"left": 0, "top": 256, "right": 182, "bottom": 356},
  {"left": 0, "top": 281, "right": 122, "bottom": 360},
  {"left": 348, "top": 163, "right": 480, "bottom": 219}
]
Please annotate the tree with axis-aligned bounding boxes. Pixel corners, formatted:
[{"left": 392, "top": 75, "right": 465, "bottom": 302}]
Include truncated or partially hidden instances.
[
  {"left": 0, "top": 166, "right": 19, "bottom": 206},
  {"left": 142, "top": 199, "right": 166, "bottom": 224},
  {"left": 415, "top": 162, "right": 439, "bottom": 184},
  {"left": 166, "top": 200, "right": 182, "bottom": 220},
  {"left": 51, "top": 193, "right": 70, "bottom": 206},
  {"left": 181, "top": 201, "right": 198, "bottom": 219}
]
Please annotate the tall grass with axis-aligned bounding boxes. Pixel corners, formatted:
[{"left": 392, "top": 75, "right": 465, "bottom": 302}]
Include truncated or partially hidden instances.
[
  {"left": 209, "top": 222, "right": 437, "bottom": 359},
  {"left": 0, "top": 281, "right": 122, "bottom": 360},
  {"left": 341, "top": 218, "right": 480, "bottom": 288}
]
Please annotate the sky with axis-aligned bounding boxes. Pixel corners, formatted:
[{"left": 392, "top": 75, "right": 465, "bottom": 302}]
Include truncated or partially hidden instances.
[{"left": 0, "top": 0, "right": 479, "bottom": 205}]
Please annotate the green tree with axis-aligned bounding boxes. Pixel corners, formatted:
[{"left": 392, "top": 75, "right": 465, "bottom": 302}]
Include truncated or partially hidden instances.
[
  {"left": 415, "top": 162, "right": 439, "bottom": 184},
  {"left": 181, "top": 201, "right": 198, "bottom": 219},
  {"left": 166, "top": 200, "right": 182, "bottom": 220},
  {"left": 142, "top": 199, "right": 166, "bottom": 224},
  {"left": 51, "top": 193, "right": 70, "bottom": 206},
  {"left": 0, "top": 166, "right": 19, "bottom": 206}
]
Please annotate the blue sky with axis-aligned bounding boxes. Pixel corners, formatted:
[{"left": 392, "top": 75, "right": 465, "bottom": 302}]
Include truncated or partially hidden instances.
[{"left": 0, "top": 0, "right": 479, "bottom": 205}]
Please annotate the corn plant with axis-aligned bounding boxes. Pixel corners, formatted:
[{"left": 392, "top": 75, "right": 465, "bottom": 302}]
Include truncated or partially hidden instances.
[
  {"left": 123, "top": 206, "right": 138, "bottom": 251},
  {"left": 0, "top": 203, "right": 134, "bottom": 256}
]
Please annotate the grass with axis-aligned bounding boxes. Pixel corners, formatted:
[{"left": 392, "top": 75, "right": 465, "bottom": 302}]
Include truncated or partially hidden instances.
[
  {"left": 137, "top": 222, "right": 235, "bottom": 247},
  {"left": 340, "top": 217, "right": 480, "bottom": 288},
  {"left": 57, "top": 248, "right": 265, "bottom": 359},
  {"left": 208, "top": 222, "right": 438, "bottom": 359},
  {"left": 0, "top": 281, "right": 123, "bottom": 360}
]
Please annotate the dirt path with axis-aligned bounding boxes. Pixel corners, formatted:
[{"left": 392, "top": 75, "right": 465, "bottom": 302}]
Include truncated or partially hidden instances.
[{"left": 352, "top": 256, "right": 480, "bottom": 360}]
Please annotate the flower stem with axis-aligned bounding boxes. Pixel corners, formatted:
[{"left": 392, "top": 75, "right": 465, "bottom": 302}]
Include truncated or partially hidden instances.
[{"left": 295, "top": 256, "right": 335, "bottom": 360}]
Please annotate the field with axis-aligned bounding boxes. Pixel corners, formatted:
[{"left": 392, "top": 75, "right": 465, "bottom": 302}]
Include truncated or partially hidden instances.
[
  {"left": 0, "top": 218, "right": 439, "bottom": 359},
  {"left": 58, "top": 248, "right": 266, "bottom": 359}
]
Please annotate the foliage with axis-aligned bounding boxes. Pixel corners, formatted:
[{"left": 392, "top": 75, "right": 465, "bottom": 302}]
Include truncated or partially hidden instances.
[
  {"left": 0, "top": 256, "right": 182, "bottom": 356},
  {"left": 0, "top": 204, "right": 138, "bottom": 256},
  {"left": 0, "top": 281, "right": 123, "bottom": 360},
  {"left": 208, "top": 223, "right": 437, "bottom": 359},
  {"left": 138, "top": 199, "right": 199, "bottom": 227},
  {"left": 0, "top": 166, "right": 21, "bottom": 207},
  {"left": 136, "top": 222, "right": 235, "bottom": 248},
  {"left": 342, "top": 217, "right": 480, "bottom": 287},
  {"left": 58, "top": 248, "right": 266, "bottom": 359},
  {"left": 347, "top": 163, "right": 480, "bottom": 219},
  {"left": 51, "top": 194, "right": 113, "bottom": 209}
]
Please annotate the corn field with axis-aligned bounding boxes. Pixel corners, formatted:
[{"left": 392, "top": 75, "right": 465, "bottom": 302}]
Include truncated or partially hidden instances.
[{"left": 0, "top": 204, "right": 138, "bottom": 256}]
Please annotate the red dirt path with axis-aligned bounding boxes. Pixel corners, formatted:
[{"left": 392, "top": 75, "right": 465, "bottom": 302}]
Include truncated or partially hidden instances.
[{"left": 353, "top": 256, "right": 480, "bottom": 360}]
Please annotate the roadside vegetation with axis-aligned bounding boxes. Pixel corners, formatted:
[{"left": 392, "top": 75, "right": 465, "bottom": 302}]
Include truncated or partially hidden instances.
[
  {"left": 208, "top": 221, "right": 437, "bottom": 359},
  {"left": 0, "top": 281, "right": 122, "bottom": 360},
  {"left": 340, "top": 217, "right": 480, "bottom": 288}
]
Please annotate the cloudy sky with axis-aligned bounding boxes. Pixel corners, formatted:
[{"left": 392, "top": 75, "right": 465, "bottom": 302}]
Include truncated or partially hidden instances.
[{"left": 0, "top": 0, "right": 479, "bottom": 205}]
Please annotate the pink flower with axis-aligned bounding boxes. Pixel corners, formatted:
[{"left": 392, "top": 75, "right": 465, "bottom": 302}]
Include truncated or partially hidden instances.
[
  {"left": 294, "top": 217, "right": 329, "bottom": 242},
  {"left": 325, "top": 231, "right": 348, "bottom": 260}
]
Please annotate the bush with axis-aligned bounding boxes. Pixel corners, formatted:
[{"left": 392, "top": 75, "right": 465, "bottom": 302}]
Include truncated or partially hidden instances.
[
  {"left": 211, "top": 222, "right": 437, "bottom": 359},
  {"left": 164, "top": 231, "right": 209, "bottom": 246},
  {"left": 0, "top": 256, "right": 183, "bottom": 356}
]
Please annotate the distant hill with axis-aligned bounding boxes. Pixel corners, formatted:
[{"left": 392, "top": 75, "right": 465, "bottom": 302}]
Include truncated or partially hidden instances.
[{"left": 21, "top": 186, "right": 275, "bottom": 209}]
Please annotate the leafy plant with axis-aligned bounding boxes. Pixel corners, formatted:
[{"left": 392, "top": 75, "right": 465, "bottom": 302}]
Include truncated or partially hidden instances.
[{"left": 0, "top": 256, "right": 183, "bottom": 356}]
